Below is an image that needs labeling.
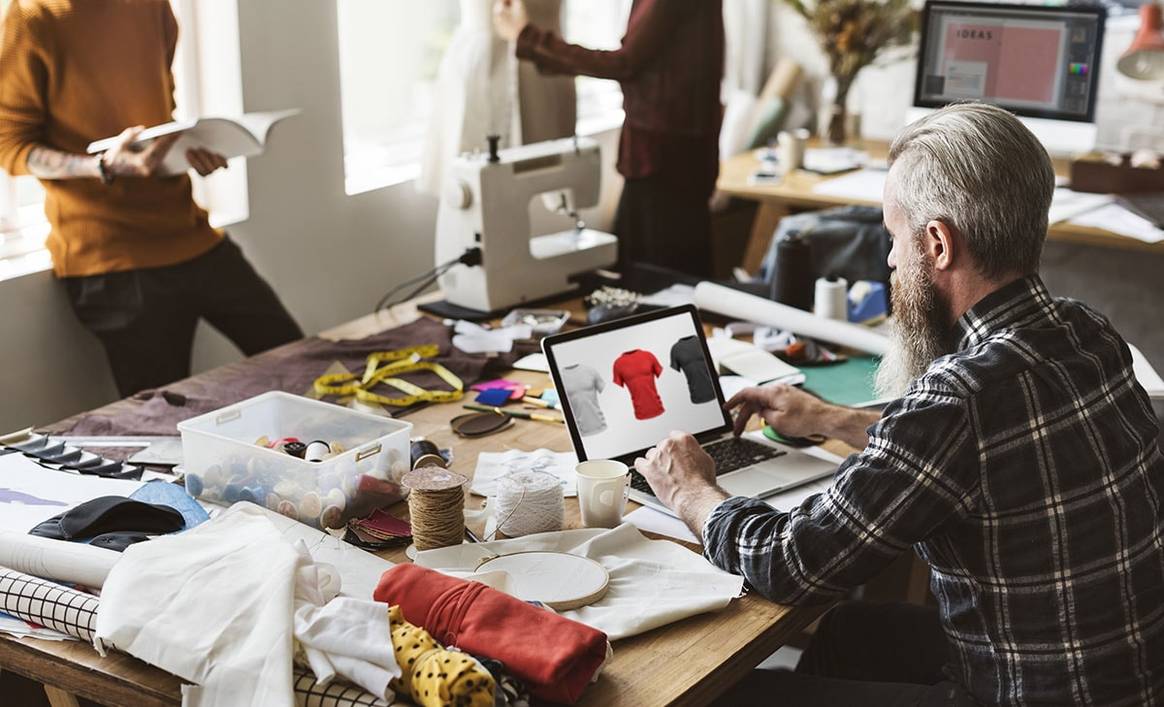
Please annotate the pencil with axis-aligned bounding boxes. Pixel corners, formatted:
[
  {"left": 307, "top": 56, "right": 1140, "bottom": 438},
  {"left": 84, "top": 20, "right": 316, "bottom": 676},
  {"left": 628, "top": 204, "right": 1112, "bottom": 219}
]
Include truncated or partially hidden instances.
[{"left": 462, "top": 403, "right": 565, "bottom": 424}]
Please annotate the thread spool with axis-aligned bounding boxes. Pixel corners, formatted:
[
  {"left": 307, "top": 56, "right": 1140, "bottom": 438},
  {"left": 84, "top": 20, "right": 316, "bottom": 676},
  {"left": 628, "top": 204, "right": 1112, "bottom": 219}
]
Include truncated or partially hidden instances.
[
  {"left": 813, "top": 275, "right": 849, "bottom": 321},
  {"left": 771, "top": 231, "right": 815, "bottom": 312},
  {"left": 403, "top": 467, "right": 467, "bottom": 551},
  {"left": 305, "top": 440, "right": 330, "bottom": 463},
  {"left": 492, "top": 470, "right": 564, "bottom": 538},
  {"left": 410, "top": 438, "right": 447, "bottom": 470}
]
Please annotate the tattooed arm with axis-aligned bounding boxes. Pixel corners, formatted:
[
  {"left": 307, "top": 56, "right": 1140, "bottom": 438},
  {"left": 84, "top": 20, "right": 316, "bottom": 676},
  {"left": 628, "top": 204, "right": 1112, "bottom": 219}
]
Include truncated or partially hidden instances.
[
  {"left": 26, "top": 127, "right": 184, "bottom": 181},
  {"left": 25, "top": 145, "right": 102, "bottom": 179}
]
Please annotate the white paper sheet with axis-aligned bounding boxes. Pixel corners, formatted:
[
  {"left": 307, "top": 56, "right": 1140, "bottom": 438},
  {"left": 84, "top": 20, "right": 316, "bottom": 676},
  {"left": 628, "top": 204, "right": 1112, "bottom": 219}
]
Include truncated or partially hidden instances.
[
  {"left": 1068, "top": 203, "right": 1164, "bottom": 243},
  {"left": 512, "top": 352, "right": 550, "bottom": 373},
  {"left": 0, "top": 453, "right": 143, "bottom": 533},
  {"left": 1130, "top": 343, "right": 1164, "bottom": 400},
  {"left": 1048, "top": 188, "right": 1113, "bottom": 224},
  {"left": 623, "top": 506, "right": 699, "bottom": 543},
  {"left": 811, "top": 168, "right": 887, "bottom": 202},
  {"left": 471, "top": 448, "right": 578, "bottom": 498}
]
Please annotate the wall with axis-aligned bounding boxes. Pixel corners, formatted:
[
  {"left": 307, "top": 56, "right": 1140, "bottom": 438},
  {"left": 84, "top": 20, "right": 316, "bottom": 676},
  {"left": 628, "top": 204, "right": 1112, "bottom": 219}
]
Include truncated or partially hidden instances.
[{"left": 0, "top": 0, "right": 622, "bottom": 433}]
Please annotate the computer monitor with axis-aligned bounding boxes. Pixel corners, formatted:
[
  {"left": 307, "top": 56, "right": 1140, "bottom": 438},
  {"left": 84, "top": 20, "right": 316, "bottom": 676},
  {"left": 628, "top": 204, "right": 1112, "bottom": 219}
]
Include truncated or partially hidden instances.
[{"left": 907, "top": 1, "right": 1106, "bottom": 155}]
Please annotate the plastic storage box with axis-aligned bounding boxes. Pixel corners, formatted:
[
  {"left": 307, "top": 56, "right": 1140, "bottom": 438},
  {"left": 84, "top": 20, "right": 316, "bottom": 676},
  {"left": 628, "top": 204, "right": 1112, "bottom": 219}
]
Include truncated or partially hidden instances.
[{"left": 177, "top": 392, "right": 412, "bottom": 529}]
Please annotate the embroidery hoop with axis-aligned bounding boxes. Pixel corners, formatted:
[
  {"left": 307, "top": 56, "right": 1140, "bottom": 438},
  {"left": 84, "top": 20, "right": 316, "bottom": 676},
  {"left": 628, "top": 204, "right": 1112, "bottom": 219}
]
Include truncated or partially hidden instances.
[{"left": 475, "top": 551, "right": 610, "bottom": 610}]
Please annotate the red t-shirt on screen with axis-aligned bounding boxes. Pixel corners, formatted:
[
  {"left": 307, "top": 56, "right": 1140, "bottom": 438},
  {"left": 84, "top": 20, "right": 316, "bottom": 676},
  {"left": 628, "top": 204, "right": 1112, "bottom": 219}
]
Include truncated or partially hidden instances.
[{"left": 613, "top": 349, "right": 665, "bottom": 420}]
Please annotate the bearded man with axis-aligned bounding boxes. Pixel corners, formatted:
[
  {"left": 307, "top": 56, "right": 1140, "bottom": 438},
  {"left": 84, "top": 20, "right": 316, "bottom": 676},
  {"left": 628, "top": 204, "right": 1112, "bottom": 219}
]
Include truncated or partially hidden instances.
[{"left": 636, "top": 103, "right": 1164, "bottom": 706}]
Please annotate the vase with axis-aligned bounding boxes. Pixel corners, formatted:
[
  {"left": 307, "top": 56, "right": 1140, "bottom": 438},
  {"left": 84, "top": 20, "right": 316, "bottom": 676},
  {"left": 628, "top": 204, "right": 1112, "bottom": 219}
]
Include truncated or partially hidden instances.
[{"left": 820, "top": 73, "right": 859, "bottom": 145}]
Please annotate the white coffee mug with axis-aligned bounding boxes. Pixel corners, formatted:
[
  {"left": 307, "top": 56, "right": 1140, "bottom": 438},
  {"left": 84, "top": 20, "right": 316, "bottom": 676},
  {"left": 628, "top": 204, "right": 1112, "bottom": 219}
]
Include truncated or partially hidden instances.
[{"left": 575, "top": 460, "right": 630, "bottom": 529}]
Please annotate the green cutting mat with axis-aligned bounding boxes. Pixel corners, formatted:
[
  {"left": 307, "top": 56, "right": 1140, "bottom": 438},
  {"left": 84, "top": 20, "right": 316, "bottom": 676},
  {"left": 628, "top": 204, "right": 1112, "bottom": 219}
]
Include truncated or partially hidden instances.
[{"left": 801, "top": 355, "right": 881, "bottom": 407}]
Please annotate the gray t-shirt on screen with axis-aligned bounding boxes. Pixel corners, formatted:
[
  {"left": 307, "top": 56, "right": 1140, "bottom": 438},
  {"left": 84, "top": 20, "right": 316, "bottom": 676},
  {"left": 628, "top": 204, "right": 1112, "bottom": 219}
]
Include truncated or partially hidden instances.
[{"left": 560, "top": 363, "right": 607, "bottom": 436}]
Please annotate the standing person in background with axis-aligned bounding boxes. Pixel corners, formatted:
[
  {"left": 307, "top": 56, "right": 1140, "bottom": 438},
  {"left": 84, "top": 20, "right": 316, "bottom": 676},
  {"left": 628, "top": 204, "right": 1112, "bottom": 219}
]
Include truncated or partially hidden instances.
[
  {"left": 0, "top": 0, "right": 302, "bottom": 398},
  {"left": 493, "top": 0, "right": 724, "bottom": 278}
]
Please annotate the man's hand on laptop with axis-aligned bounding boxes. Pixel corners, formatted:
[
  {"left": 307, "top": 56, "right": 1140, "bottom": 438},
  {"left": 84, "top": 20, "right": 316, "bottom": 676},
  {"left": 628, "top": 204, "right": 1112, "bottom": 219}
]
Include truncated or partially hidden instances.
[
  {"left": 725, "top": 385, "right": 877, "bottom": 450},
  {"left": 634, "top": 432, "right": 729, "bottom": 540}
]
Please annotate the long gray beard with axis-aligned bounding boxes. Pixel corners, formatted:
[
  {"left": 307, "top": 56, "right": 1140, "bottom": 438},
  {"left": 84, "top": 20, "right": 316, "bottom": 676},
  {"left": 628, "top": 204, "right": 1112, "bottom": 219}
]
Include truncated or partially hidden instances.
[
  {"left": 873, "top": 322, "right": 947, "bottom": 399},
  {"left": 873, "top": 265, "right": 952, "bottom": 400}
]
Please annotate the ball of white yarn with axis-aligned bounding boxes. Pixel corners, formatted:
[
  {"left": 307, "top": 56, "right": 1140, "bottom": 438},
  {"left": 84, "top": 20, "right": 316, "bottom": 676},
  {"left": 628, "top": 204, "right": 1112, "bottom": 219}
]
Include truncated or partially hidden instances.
[{"left": 493, "top": 470, "right": 564, "bottom": 537}]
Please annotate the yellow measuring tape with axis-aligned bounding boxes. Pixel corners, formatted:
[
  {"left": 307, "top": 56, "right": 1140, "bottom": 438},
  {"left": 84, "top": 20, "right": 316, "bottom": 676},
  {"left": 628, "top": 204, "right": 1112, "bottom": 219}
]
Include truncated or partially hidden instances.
[{"left": 313, "top": 345, "right": 464, "bottom": 407}]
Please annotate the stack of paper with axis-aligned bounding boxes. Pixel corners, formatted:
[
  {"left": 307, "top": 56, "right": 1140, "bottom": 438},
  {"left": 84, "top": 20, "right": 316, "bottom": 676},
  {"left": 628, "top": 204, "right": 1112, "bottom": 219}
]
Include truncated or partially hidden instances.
[
  {"left": 706, "top": 337, "right": 805, "bottom": 386},
  {"left": 1069, "top": 204, "right": 1164, "bottom": 244}
]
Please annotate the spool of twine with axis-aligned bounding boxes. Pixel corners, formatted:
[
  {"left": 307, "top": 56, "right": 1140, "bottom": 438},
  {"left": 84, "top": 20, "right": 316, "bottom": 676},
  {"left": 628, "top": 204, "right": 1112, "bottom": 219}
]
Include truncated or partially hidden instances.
[
  {"left": 492, "top": 470, "right": 564, "bottom": 538},
  {"left": 403, "top": 467, "right": 468, "bottom": 551}
]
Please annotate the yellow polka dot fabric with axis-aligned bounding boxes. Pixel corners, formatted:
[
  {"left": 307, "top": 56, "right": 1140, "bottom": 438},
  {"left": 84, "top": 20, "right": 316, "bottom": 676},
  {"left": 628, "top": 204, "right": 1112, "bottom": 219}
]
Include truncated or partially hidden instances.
[{"left": 388, "top": 605, "right": 495, "bottom": 707}]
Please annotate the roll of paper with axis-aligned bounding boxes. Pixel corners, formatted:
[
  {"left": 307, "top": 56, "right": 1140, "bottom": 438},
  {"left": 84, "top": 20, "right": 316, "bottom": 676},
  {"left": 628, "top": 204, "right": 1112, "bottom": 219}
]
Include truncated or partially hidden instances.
[
  {"left": 814, "top": 276, "right": 849, "bottom": 322},
  {"left": 0, "top": 531, "right": 121, "bottom": 588},
  {"left": 695, "top": 281, "right": 889, "bottom": 356}
]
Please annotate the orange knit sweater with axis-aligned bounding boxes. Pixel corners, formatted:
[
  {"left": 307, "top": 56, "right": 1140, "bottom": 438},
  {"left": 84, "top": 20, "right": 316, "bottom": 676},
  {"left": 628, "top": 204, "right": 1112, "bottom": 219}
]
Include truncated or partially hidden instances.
[{"left": 0, "top": 0, "right": 221, "bottom": 277}]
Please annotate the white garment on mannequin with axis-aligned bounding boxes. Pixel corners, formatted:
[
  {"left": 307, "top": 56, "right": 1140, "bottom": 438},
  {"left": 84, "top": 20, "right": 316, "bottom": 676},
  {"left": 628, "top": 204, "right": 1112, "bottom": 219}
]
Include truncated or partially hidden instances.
[{"left": 417, "top": 0, "right": 576, "bottom": 196}]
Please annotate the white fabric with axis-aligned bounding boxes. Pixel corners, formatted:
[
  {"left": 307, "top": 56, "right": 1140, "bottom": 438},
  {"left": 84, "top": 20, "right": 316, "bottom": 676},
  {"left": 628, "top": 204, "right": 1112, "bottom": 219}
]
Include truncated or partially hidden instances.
[
  {"left": 417, "top": 0, "right": 574, "bottom": 197},
  {"left": 94, "top": 505, "right": 399, "bottom": 707},
  {"left": 414, "top": 523, "right": 744, "bottom": 640}
]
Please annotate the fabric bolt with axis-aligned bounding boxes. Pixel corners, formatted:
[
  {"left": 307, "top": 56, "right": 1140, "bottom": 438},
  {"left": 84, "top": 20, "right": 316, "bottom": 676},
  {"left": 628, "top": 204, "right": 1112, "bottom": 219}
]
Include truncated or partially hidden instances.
[
  {"left": 559, "top": 363, "right": 607, "bottom": 436},
  {"left": 95, "top": 504, "right": 400, "bottom": 707},
  {"left": 414, "top": 524, "right": 743, "bottom": 641},
  {"left": 63, "top": 237, "right": 303, "bottom": 397},
  {"left": 374, "top": 563, "right": 608, "bottom": 704},
  {"left": 612, "top": 349, "right": 665, "bottom": 419},
  {"left": 386, "top": 604, "right": 495, "bottom": 707},
  {"left": 703, "top": 276, "right": 1164, "bottom": 705},
  {"left": 45, "top": 318, "right": 515, "bottom": 437},
  {"left": 0, "top": 0, "right": 222, "bottom": 277},
  {"left": 669, "top": 335, "right": 716, "bottom": 404}
]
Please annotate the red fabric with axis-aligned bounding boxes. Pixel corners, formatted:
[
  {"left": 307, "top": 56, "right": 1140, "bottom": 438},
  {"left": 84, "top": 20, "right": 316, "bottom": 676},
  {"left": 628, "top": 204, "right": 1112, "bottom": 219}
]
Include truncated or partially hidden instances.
[
  {"left": 373, "top": 564, "right": 608, "bottom": 704},
  {"left": 612, "top": 349, "right": 665, "bottom": 419}
]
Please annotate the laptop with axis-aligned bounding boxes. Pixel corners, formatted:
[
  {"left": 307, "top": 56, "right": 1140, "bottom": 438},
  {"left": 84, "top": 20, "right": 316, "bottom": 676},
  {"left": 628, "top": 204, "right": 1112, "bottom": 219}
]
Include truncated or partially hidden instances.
[{"left": 542, "top": 305, "right": 837, "bottom": 517}]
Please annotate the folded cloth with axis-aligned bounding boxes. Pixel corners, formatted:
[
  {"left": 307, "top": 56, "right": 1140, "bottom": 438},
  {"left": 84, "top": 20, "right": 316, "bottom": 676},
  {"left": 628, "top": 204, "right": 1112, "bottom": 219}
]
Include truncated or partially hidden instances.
[
  {"left": 95, "top": 504, "right": 400, "bottom": 707},
  {"left": 0, "top": 569, "right": 390, "bottom": 707},
  {"left": 29, "top": 496, "right": 184, "bottom": 542},
  {"left": 387, "top": 605, "right": 495, "bottom": 707},
  {"left": 414, "top": 523, "right": 745, "bottom": 640},
  {"left": 374, "top": 564, "right": 607, "bottom": 704}
]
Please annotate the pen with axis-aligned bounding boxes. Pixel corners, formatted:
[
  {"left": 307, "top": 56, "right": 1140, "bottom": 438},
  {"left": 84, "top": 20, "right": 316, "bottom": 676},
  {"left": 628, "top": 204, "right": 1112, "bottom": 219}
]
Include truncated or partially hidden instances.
[{"left": 462, "top": 403, "right": 565, "bottom": 424}]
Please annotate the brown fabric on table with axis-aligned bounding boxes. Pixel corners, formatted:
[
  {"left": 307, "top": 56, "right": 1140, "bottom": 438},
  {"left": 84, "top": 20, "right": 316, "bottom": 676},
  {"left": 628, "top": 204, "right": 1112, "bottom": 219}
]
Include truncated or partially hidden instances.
[{"left": 46, "top": 318, "right": 518, "bottom": 437}]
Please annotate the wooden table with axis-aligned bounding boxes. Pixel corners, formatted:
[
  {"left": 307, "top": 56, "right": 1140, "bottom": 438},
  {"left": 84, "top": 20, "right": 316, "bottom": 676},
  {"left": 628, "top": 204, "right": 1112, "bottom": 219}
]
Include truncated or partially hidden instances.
[
  {"left": 718, "top": 141, "right": 1164, "bottom": 274},
  {"left": 1, "top": 297, "right": 831, "bottom": 707}
]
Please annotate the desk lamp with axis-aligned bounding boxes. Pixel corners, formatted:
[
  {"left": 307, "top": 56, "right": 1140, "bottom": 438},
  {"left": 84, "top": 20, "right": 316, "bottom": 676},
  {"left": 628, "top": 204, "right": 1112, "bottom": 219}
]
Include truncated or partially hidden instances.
[
  {"left": 1117, "top": 3, "right": 1164, "bottom": 150},
  {"left": 1118, "top": 3, "right": 1164, "bottom": 80}
]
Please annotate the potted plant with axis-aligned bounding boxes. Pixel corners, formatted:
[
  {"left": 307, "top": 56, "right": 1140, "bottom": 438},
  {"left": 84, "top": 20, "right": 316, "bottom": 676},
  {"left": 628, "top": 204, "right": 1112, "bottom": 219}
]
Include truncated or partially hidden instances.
[{"left": 782, "top": 0, "right": 916, "bottom": 144}]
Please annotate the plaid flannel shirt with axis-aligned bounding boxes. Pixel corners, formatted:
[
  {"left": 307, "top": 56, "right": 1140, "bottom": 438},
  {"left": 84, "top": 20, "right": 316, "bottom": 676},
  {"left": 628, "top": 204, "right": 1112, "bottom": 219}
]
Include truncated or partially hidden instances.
[{"left": 703, "top": 276, "right": 1164, "bottom": 705}]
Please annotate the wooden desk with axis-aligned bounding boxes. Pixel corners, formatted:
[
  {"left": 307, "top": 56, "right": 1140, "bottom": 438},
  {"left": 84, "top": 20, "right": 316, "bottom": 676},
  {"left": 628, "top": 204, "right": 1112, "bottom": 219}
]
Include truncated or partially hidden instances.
[
  {"left": 718, "top": 142, "right": 1164, "bottom": 273},
  {"left": 0, "top": 298, "right": 829, "bottom": 707}
]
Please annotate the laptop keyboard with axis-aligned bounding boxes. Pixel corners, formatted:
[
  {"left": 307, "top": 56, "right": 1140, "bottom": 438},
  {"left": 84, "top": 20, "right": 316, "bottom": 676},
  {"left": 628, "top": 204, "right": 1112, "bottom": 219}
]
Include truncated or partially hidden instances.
[{"left": 629, "top": 437, "right": 787, "bottom": 497}]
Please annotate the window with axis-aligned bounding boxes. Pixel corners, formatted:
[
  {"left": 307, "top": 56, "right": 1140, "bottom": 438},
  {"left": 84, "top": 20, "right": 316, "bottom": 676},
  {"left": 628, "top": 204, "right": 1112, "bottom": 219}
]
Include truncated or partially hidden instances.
[
  {"left": 0, "top": 0, "right": 241, "bottom": 277},
  {"left": 336, "top": 0, "right": 461, "bottom": 195},
  {"left": 337, "top": 0, "right": 630, "bottom": 195}
]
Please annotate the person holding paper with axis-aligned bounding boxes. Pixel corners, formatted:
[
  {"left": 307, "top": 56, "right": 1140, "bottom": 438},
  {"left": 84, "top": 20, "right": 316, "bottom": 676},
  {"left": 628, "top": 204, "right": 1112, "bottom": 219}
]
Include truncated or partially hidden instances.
[
  {"left": 0, "top": 0, "right": 301, "bottom": 397},
  {"left": 635, "top": 103, "right": 1164, "bottom": 704},
  {"left": 493, "top": 0, "right": 723, "bottom": 278}
]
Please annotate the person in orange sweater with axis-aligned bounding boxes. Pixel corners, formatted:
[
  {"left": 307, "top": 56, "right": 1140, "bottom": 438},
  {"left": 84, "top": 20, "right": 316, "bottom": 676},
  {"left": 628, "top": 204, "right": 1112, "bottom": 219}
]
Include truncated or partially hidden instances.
[{"left": 0, "top": 0, "right": 301, "bottom": 397}]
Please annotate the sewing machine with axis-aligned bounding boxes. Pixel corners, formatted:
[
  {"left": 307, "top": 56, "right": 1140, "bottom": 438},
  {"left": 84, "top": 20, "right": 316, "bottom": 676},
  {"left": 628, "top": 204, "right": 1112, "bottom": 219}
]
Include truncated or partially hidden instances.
[{"left": 434, "top": 136, "right": 618, "bottom": 313}]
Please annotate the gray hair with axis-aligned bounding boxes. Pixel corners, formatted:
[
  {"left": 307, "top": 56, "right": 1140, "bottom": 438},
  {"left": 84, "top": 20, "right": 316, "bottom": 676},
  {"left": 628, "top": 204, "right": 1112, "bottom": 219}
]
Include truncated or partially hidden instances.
[{"left": 887, "top": 102, "right": 1056, "bottom": 279}]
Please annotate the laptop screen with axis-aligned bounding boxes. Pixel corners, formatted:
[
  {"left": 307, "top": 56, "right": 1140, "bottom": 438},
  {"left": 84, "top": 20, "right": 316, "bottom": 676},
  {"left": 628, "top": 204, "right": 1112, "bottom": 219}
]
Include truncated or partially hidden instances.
[{"left": 543, "top": 306, "right": 731, "bottom": 462}]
